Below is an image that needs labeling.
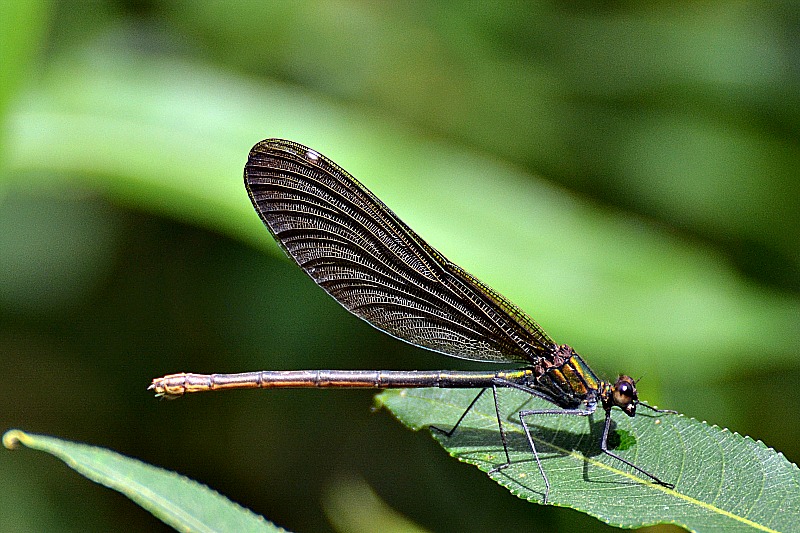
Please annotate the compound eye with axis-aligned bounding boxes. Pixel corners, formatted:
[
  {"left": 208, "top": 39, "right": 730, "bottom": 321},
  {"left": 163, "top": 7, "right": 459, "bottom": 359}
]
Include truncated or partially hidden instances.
[
  {"left": 617, "top": 381, "right": 633, "bottom": 399},
  {"left": 612, "top": 377, "right": 637, "bottom": 413}
]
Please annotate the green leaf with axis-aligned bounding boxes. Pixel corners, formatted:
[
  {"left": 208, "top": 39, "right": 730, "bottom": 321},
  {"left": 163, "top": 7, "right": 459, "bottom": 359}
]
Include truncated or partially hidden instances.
[
  {"left": 377, "top": 388, "right": 800, "bottom": 532},
  {"left": 2, "top": 430, "right": 285, "bottom": 533},
  {"left": 321, "top": 475, "right": 429, "bottom": 533},
  {"left": 0, "top": 0, "right": 50, "bottom": 162}
]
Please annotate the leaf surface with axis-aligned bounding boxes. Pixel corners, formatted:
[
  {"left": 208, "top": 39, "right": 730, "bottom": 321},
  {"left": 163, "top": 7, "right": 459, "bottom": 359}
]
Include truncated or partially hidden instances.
[{"left": 378, "top": 388, "right": 800, "bottom": 532}]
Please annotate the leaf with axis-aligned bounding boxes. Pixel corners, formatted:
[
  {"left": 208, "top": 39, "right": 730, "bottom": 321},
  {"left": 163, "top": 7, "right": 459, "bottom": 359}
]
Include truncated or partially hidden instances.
[
  {"left": 0, "top": 0, "right": 50, "bottom": 143},
  {"left": 377, "top": 388, "right": 800, "bottom": 532},
  {"left": 321, "top": 475, "right": 429, "bottom": 533},
  {"left": 2, "top": 430, "right": 286, "bottom": 533}
]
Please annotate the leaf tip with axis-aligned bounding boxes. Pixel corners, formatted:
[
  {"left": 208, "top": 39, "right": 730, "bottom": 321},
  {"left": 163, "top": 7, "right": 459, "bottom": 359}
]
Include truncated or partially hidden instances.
[{"left": 2, "top": 429, "right": 28, "bottom": 450}]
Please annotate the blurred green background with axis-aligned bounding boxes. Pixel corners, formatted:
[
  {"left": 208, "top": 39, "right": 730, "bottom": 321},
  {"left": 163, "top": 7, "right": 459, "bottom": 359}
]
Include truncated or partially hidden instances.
[{"left": 2, "top": 1, "right": 798, "bottom": 532}]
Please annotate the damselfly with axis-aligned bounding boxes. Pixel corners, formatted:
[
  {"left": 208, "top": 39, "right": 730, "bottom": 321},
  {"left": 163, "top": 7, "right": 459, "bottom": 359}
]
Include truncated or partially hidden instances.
[{"left": 151, "top": 139, "right": 675, "bottom": 503}]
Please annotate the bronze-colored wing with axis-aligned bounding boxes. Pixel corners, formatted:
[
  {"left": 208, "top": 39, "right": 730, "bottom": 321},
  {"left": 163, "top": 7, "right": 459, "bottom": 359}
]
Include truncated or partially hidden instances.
[{"left": 244, "top": 139, "right": 555, "bottom": 364}]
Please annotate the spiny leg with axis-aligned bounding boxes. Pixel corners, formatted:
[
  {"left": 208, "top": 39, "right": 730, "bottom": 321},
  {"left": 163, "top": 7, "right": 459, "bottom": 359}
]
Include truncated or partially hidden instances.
[
  {"left": 486, "top": 384, "right": 512, "bottom": 473},
  {"left": 430, "top": 387, "right": 487, "bottom": 437},
  {"left": 599, "top": 409, "right": 674, "bottom": 489},
  {"left": 638, "top": 402, "right": 678, "bottom": 415},
  {"left": 517, "top": 407, "right": 594, "bottom": 504},
  {"left": 430, "top": 386, "right": 515, "bottom": 474}
]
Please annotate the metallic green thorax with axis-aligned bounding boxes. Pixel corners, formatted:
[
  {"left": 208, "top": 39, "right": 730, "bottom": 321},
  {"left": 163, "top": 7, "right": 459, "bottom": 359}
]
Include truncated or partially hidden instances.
[{"left": 533, "top": 345, "right": 603, "bottom": 409}]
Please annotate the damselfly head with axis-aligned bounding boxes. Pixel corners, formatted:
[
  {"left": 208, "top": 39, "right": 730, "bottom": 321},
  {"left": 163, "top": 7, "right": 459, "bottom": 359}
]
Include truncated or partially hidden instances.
[{"left": 610, "top": 375, "right": 639, "bottom": 417}]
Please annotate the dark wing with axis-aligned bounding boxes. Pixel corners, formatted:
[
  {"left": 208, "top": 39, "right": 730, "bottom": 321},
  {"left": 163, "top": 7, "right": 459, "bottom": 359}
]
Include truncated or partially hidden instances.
[{"left": 244, "top": 139, "right": 555, "bottom": 364}]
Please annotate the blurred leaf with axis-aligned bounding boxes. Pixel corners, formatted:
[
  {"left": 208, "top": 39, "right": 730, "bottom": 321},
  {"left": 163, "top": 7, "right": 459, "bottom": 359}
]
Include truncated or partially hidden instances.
[
  {"left": 2, "top": 429, "right": 286, "bottom": 533},
  {"left": 322, "top": 475, "right": 428, "bottom": 533},
  {"left": 0, "top": 0, "right": 51, "bottom": 168},
  {"left": 161, "top": 1, "right": 800, "bottom": 275},
  {"left": 3, "top": 40, "right": 798, "bottom": 383},
  {"left": 378, "top": 388, "right": 800, "bottom": 532}
]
